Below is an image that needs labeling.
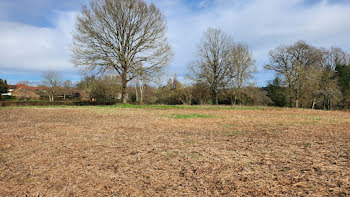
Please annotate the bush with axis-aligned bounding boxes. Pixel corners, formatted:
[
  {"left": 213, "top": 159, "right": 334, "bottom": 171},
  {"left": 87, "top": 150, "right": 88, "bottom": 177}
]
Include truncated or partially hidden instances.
[
  {"left": 0, "top": 95, "right": 16, "bottom": 101},
  {"left": 0, "top": 101, "right": 71, "bottom": 107}
]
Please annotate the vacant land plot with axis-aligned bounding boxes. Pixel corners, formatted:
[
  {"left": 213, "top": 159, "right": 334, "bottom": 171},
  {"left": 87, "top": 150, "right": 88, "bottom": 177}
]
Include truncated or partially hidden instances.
[{"left": 0, "top": 105, "right": 349, "bottom": 196}]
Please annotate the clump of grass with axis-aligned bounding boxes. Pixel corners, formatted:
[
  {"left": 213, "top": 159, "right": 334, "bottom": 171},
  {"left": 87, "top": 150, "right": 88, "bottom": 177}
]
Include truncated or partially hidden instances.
[
  {"left": 228, "top": 131, "right": 245, "bottom": 136},
  {"left": 185, "top": 152, "right": 203, "bottom": 160},
  {"left": 162, "top": 151, "right": 177, "bottom": 157},
  {"left": 222, "top": 123, "right": 236, "bottom": 129},
  {"left": 303, "top": 142, "right": 312, "bottom": 149},
  {"left": 307, "top": 116, "right": 322, "bottom": 121},
  {"left": 221, "top": 106, "right": 268, "bottom": 110},
  {"left": 166, "top": 113, "right": 216, "bottom": 119}
]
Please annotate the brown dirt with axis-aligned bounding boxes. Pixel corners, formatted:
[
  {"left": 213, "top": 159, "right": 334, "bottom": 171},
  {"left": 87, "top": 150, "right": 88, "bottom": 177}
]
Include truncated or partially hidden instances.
[{"left": 0, "top": 106, "right": 349, "bottom": 196}]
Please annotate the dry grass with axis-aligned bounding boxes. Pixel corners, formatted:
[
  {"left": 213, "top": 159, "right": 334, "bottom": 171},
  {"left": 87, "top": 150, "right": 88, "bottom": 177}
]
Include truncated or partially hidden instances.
[{"left": 0, "top": 106, "right": 349, "bottom": 196}]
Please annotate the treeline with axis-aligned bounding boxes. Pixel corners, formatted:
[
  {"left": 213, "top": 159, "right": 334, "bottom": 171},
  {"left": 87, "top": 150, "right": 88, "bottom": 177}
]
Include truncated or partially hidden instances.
[
  {"left": 265, "top": 41, "right": 350, "bottom": 110},
  {"left": 76, "top": 73, "right": 271, "bottom": 106},
  {"left": 74, "top": 39, "right": 350, "bottom": 110}
]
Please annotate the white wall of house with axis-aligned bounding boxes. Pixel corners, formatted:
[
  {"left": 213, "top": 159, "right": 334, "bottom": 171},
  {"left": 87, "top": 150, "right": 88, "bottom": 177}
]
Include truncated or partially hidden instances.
[{"left": 1, "top": 88, "right": 14, "bottom": 96}]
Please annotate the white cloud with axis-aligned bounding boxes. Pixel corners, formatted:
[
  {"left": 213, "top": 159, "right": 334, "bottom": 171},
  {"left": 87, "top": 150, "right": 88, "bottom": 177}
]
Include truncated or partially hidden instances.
[
  {"left": 198, "top": 0, "right": 210, "bottom": 8},
  {"left": 0, "top": 11, "right": 77, "bottom": 73}
]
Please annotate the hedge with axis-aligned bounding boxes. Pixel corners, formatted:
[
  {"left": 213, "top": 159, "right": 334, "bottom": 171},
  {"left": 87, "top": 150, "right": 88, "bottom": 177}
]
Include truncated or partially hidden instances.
[{"left": 0, "top": 100, "right": 118, "bottom": 107}]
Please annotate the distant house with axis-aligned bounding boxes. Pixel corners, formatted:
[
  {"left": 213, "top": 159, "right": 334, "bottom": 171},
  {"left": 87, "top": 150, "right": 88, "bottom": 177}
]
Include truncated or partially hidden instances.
[
  {"left": 55, "top": 88, "right": 90, "bottom": 100},
  {"left": 4, "top": 84, "right": 106, "bottom": 101},
  {"left": 4, "top": 84, "right": 47, "bottom": 100},
  {"left": 11, "top": 87, "right": 40, "bottom": 100},
  {"left": 0, "top": 85, "right": 16, "bottom": 96}
]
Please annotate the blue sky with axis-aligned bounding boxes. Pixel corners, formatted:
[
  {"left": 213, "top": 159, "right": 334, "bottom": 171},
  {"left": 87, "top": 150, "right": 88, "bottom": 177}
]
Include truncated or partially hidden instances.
[{"left": 1, "top": 0, "right": 350, "bottom": 86}]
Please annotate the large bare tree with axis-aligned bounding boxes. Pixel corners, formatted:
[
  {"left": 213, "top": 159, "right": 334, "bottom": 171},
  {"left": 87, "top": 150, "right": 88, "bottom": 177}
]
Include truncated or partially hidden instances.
[
  {"left": 72, "top": 0, "right": 173, "bottom": 103},
  {"left": 188, "top": 28, "right": 232, "bottom": 105},
  {"left": 42, "top": 70, "right": 63, "bottom": 102},
  {"left": 265, "top": 41, "right": 322, "bottom": 108}
]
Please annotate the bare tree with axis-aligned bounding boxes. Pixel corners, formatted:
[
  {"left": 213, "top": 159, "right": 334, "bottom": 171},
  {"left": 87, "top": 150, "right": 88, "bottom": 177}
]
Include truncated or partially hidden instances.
[
  {"left": 133, "top": 80, "right": 139, "bottom": 102},
  {"left": 134, "top": 69, "right": 153, "bottom": 103},
  {"left": 298, "top": 47, "right": 344, "bottom": 109},
  {"left": 316, "top": 48, "right": 345, "bottom": 110},
  {"left": 179, "top": 85, "right": 193, "bottom": 105},
  {"left": 133, "top": 75, "right": 148, "bottom": 103},
  {"left": 77, "top": 75, "right": 122, "bottom": 101},
  {"left": 63, "top": 80, "right": 73, "bottom": 99},
  {"left": 72, "top": 0, "right": 173, "bottom": 103},
  {"left": 188, "top": 28, "right": 232, "bottom": 105},
  {"left": 137, "top": 77, "right": 147, "bottom": 103},
  {"left": 230, "top": 42, "right": 256, "bottom": 104},
  {"left": 42, "top": 71, "right": 63, "bottom": 102},
  {"left": 322, "top": 47, "right": 350, "bottom": 70},
  {"left": 265, "top": 41, "right": 322, "bottom": 108},
  {"left": 191, "top": 83, "right": 210, "bottom": 105}
]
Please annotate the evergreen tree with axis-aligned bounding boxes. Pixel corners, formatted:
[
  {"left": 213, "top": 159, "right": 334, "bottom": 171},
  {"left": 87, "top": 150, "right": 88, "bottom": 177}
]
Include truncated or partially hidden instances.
[
  {"left": 0, "top": 79, "right": 9, "bottom": 96},
  {"left": 335, "top": 64, "right": 350, "bottom": 96},
  {"left": 265, "top": 77, "right": 287, "bottom": 107}
]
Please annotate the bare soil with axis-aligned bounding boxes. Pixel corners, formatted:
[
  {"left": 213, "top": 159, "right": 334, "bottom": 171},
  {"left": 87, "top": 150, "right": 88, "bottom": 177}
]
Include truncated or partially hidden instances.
[{"left": 0, "top": 106, "right": 349, "bottom": 196}]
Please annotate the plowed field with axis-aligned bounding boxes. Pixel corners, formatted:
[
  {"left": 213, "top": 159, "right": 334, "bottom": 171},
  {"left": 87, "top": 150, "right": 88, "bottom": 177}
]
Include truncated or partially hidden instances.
[{"left": 1, "top": 106, "right": 349, "bottom": 196}]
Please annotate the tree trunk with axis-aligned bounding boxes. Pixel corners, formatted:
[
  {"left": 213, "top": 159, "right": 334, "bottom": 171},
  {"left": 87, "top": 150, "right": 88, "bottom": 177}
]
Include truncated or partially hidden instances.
[
  {"left": 134, "top": 84, "right": 139, "bottom": 102},
  {"left": 121, "top": 70, "right": 128, "bottom": 104},
  {"left": 121, "top": 81, "right": 128, "bottom": 104},
  {"left": 211, "top": 91, "right": 218, "bottom": 105},
  {"left": 200, "top": 98, "right": 204, "bottom": 105},
  {"left": 49, "top": 95, "right": 54, "bottom": 102},
  {"left": 121, "top": 84, "right": 127, "bottom": 104},
  {"left": 295, "top": 99, "right": 299, "bottom": 108},
  {"left": 140, "top": 87, "right": 144, "bottom": 103},
  {"left": 49, "top": 91, "right": 54, "bottom": 102},
  {"left": 139, "top": 80, "right": 144, "bottom": 103},
  {"left": 230, "top": 91, "right": 235, "bottom": 105}
]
